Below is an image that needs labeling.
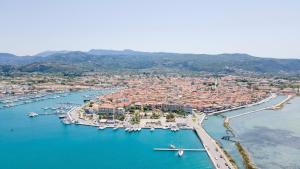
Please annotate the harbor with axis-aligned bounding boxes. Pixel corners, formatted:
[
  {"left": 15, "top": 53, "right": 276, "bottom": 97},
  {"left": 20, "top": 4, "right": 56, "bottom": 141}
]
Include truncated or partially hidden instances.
[
  {"left": 0, "top": 89, "right": 214, "bottom": 169},
  {"left": 2, "top": 85, "right": 298, "bottom": 169}
]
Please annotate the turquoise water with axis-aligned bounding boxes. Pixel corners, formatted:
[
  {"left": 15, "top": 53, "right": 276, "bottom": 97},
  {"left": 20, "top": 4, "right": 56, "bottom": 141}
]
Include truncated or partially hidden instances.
[
  {"left": 0, "top": 90, "right": 213, "bottom": 169},
  {"left": 204, "top": 95, "right": 300, "bottom": 169}
]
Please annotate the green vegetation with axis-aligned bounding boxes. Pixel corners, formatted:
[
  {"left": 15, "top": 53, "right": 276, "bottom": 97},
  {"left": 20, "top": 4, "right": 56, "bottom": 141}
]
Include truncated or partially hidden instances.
[
  {"left": 131, "top": 112, "right": 140, "bottom": 124},
  {"left": 2, "top": 50, "right": 300, "bottom": 74},
  {"left": 115, "top": 114, "right": 125, "bottom": 121},
  {"left": 173, "top": 109, "right": 187, "bottom": 116},
  {"left": 166, "top": 113, "right": 175, "bottom": 122},
  {"left": 150, "top": 112, "right": 160, "bottom": 119},
  {"left": 236, "top": 142, "right": 256, "bottom": 169},
  {"left": 222, "top": 149, "right": 239, "bottom": 169}
]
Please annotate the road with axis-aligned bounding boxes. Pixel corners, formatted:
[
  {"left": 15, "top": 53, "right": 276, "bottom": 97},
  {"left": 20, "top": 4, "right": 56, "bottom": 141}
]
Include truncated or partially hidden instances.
[{"left": 192, "top": 113, "right": 235, "bottom": 169}]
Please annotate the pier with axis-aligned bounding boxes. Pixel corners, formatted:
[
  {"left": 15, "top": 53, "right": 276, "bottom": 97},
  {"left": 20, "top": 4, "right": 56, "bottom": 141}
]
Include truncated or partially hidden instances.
[{"left": 154, "top": 148, "right": 205, "bottom": 151}]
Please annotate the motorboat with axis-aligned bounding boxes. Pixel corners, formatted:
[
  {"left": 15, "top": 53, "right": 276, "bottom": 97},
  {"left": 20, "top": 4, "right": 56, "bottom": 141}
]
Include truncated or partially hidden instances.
[
  {"left": 169, "top": 144, "right": 176, "bottom": 149},
  {"left": 150, "top": 127, "right": 155, "bottom": 132},
  {"left": 98, "top": 126, "right": 106, "bottom": 130},
  {"left": 58, "top": 114, "right": 66, "bottom": 119},
  {"left": 28, "top": 112, "right": 38, "bottom": 118},
  {"left": 178, "top": 149, "right": 184, "bottom": 157}
]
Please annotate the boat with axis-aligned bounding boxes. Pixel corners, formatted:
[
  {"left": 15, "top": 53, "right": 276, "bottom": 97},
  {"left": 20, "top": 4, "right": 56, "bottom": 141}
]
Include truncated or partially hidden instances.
[
  {"left": 137, "top": 127, "right": 141, "bottom": 131},
  {"left": 113, "top": 126, "right": 119, "bottom": 130},
  {"left": 125, "top": 128, "right": 129, "bottom": 132},
  {"left": 58, "top": 115, "right": 66, "bottom": 119},
  {"left": 178, "top": 149, "right": 184, "bottom": 157},
  {"left": 150, "top": 127, "right": 155, "bottom": 132},
  {"left": 98, "top": 126, "right": 106, "bottom": 130},
  {"left": 62, "top": 119, "right": 71, "bottom": 125},
  {"left": 28, "top": 112, "right": 38, "bottom": 118},
  {"left": 169, "top": 144, "right": 176, "bottom": 149}
]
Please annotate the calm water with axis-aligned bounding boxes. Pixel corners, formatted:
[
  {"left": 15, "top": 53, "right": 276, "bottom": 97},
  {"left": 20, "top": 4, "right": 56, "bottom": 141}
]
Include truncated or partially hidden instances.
[
  {"left": 204, "top": 95, "right": 300, "bottom": 169},
  {"left": 0, "top": 90, "right": 213, "bottom": 169}
]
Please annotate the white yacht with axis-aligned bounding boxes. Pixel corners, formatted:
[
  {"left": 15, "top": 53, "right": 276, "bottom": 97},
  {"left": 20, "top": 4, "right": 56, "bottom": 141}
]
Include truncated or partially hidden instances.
[
  {"left": 28, "top": 112, "right": 38, "bottom": 118},
  {"left": 178, "top": 149, "right": 184, "bottom": 157},
  {"left": 98, "top": 126, "right": 106, "bottom": 130}
]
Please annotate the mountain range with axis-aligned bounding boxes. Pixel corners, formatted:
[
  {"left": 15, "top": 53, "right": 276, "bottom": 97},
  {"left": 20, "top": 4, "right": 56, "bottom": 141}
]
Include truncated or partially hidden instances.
[{"left": 0, "top": 49, "right": 300, "bottom": 75}]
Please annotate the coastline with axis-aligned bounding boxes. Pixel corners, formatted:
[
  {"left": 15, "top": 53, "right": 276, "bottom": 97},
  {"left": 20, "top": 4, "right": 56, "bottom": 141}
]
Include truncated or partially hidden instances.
[
  {"left": 65, "top": 93, "right": 293, "bottom": 169},
  {"left": 209, "top": 93, "right": 276, "bottom": 116}
]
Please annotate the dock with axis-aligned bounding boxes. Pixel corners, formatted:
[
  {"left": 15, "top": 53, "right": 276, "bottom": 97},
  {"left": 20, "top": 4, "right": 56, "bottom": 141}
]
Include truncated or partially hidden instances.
[{"left": 154, "top": 148, "right": 205, "bottom": 151}]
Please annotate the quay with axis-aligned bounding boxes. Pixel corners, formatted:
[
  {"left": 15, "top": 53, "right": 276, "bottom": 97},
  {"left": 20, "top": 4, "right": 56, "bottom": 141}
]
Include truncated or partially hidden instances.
[{"left": 154, "top": 148, "right": 205, "bottom": 151}]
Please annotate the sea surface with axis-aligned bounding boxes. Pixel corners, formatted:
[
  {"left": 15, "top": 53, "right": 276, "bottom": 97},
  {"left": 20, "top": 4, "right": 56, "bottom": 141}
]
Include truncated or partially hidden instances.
[
  {"left": 0, "top": 90, "right": 213, "bottom": 169},
  {"left": 203, "top": 95, "right": 300, "bottom": 169}
]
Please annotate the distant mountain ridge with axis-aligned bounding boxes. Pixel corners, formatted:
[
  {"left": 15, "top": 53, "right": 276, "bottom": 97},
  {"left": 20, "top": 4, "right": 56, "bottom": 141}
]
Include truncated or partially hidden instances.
[{"left": 0, "top": 49, "right": 300, "bottom": 74}]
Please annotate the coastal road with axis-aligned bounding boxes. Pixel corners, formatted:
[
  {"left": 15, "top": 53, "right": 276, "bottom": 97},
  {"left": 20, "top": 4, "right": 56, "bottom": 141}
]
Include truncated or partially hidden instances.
[{"left": 192, "top": 114, "right": 235, "bottom": 169}]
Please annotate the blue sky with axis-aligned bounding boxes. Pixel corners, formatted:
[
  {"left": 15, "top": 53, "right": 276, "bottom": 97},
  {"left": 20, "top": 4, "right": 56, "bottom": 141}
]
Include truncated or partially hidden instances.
[{"left": 0, "top": 0, "right": 300, "bottom": 58}]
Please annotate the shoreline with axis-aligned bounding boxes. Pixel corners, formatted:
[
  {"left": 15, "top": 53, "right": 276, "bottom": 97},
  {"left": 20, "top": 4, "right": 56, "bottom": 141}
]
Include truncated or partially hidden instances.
[
  {"left": 208, "top": 93, "right": 276, "bottom": 116},
  {"left": 64, "top": 93, "right": 288, "bottom": 169}
]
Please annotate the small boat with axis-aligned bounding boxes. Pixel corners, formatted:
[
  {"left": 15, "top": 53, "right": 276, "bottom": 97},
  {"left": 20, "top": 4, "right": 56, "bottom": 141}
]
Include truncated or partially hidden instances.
[
  {"left": 137, "top": 127, "right": 141, "bottom": 131},
  {"left": 58, "top": 115, "right": 66, "bottom": 119},
  {"left": 169, "top": 144, "right": 176, "bottom": 149},
  {"left": 28, "top": 112, "right": 38, "bottom": 118},
  {"left": 113, "top": 126, "right": 119, "bottom": 130},
  {"left": 150, "top": 127, "right": 155, "bottom": 132},
  {"left": 98, "top": 126, "right": 106, "bottom": 130},
  {"left": 125, "top": 128, "right": 129, "bottom": 132},
  {"left": 62, "top": 119, "right": 71, "bottom": 125},
  {"left": 178, "top": 149, "right": 184, "bottom": 157}
]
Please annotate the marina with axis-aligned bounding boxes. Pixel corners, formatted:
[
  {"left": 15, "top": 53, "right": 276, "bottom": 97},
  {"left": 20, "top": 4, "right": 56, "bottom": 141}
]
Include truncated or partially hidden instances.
[{"left": 0, "top": 90, "right": 214, "bottom": 169}]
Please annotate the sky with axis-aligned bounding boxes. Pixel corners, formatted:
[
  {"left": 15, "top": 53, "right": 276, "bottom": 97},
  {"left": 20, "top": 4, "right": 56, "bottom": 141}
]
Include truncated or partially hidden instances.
[{"left": 0, "top": 0, "right": 300, "bottom": 58}]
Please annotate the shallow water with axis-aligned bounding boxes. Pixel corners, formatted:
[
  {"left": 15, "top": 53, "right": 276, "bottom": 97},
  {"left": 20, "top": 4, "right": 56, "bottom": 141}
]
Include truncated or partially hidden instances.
[
  {"left": 0, "top": 90, "right": 213, "bottom": 169},
  {"left": 204, "top": 95, "right": 300, "bottom": 169}
]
